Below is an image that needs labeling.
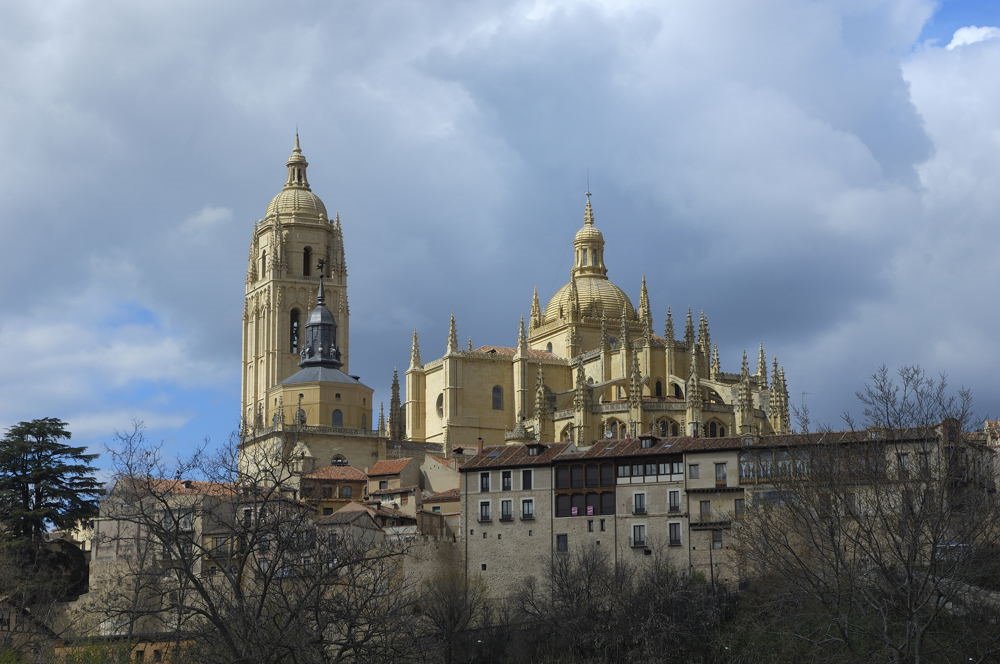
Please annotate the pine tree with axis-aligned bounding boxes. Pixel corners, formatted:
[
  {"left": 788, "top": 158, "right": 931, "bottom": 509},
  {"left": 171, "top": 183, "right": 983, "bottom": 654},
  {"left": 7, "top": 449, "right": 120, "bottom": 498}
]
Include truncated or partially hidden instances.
[{"left": 0, "top": 418, "right": 102, "bottom": 543}]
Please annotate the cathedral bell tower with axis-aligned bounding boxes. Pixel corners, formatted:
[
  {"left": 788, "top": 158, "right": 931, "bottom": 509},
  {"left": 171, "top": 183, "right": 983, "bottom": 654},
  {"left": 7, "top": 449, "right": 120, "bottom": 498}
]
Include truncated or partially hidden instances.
[{"left": 241, "top": 135, "right": 349, "bottom": 428}]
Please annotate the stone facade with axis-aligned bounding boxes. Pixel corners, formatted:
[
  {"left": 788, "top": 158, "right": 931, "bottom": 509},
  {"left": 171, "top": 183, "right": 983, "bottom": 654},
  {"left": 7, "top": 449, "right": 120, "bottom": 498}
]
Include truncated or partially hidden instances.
[{"left": 407, "top": 195, "right": 791, "bottom": 456}]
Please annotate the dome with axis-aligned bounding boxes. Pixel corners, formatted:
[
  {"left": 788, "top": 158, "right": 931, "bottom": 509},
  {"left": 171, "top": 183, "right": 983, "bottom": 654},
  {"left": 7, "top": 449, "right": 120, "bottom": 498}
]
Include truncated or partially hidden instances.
[
  {"left": 544, "top": 274, "right": 637, "bottom": 322},
  {"left": 574, "top": 223, "right": 604, "bottom": 244},
  {"left": 265, "top": 188, "right": 328, "bottom": 220}
]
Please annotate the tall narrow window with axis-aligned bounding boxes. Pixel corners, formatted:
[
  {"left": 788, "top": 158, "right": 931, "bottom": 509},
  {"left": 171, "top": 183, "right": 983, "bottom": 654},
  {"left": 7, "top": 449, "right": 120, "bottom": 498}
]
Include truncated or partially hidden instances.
[
  {"left": 655, "top": 380, "right": 663, "bottom": 397},
  {"left": 492, "top": 385, "right": 503, "bottom": 410},
  {"left": 331, "top": 410, "right": 343, "bottom": 427},
  {"left": 260, "top": 250, "right": 267, "bottom": 278},
  {"left": 303, "top": 247, "right": 312, "bottom": 276},
  {"left": 289, "top": 309, "right": 300, "bottom": 354}
]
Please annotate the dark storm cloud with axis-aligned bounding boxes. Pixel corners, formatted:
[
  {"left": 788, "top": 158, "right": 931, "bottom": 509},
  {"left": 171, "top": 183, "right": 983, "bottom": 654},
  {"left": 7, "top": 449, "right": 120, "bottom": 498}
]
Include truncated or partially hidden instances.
[{"left": 1, "top": 0, "right": 997, "bottom": 451}]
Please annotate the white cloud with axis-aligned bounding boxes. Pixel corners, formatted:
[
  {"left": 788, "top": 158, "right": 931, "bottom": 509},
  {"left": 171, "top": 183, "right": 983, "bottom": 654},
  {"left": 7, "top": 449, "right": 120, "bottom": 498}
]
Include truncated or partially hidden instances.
[{"left": 946, "top": 25, "right": 1000, "bottom": 50}]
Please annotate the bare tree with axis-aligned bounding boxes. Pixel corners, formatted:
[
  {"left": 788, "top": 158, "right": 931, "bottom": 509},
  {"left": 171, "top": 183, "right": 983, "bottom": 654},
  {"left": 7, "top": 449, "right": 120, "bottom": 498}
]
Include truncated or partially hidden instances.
[
  {"left": 83, "top": 424, "right": 416, "bottom": 664},
  {"left": 732, "top": 366, "right": 1000, "bottom": 664}
]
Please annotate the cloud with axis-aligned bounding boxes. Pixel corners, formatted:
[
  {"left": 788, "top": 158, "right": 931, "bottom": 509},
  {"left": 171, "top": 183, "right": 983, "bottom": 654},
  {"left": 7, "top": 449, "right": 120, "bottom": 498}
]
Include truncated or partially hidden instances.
[
  {"left": 946, "top": 25, "right": 1000, "bottom": 50},
  {"left": 0, "top": 0, "right": 997, "bottom": 455}
]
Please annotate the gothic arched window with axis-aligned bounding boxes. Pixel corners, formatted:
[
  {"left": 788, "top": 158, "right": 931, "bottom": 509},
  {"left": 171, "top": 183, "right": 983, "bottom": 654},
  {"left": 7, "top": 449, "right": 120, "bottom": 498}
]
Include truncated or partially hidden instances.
[
  {"left": 436, "top": 394, "right": 444, "bottom": 418},
  {"left": 655, "top": 380, "right": 664, "bottom": 397},
  {"left": 290, "top": 309, "right": 300, "bottom": 353},
  {"left": 332, "top": 409, "right": 343, "bottom": 427},
  {"left": 260, "top": 250, "right": 267, "bottom": 279},
  {"left": 303, "top": 247, "right": 312, "bottom": 276},
  {"left": 672, "top": 383, "right": 683, "bottom": 399},
  {"left": 491, "top": 385, "right": 503, "bottom": 410},
  {"left": 546, "top": 342, "right": 553, "bottom": 353}
]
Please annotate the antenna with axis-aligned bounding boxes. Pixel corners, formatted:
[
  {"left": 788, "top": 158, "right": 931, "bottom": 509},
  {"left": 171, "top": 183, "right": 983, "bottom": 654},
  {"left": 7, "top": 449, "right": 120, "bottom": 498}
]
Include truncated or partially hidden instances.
[{"left": 586, "top": 169, "right": 591, "bottom": 198}]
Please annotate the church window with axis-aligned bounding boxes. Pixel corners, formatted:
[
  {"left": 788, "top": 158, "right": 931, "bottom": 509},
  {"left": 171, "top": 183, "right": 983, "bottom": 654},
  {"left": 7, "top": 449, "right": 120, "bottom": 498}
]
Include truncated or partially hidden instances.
[
  {"left": 581, "top": 250, "right": 589, "bottom": 266},
  {"left": 260, "top": 250, "right": 266, "bottom": 278},
  {"left": 491, "top": 385, "right": 503, "bottom": 410},
  {"left": 707, "top": 420, "right": 726, "bottom": 438},
  {"left": 332, "top": 410, "right": 343, "bottom": 427},
  {"left": 655, "top": 380, "right": 663, "bottom": 397},
  {"left": 672, "top": 383, "right": 683, "bottom": 399},
  {"left": 341, "top": 486, "right": 352, "bottom": 498},
  {"left": 303, "top": 247, "right": 312, "bottom": 276},
  {"left": 546, "top": 342, "right": 553, "bottom": 353},
  {"left": 361, "top": 414, "right": 368, "bottom": 429},
  {"left": 436, "top": 394, "right": 444, "bottom": 418},
  {"left": 289, "top": 309, "right": 300, "bottom": 353}
]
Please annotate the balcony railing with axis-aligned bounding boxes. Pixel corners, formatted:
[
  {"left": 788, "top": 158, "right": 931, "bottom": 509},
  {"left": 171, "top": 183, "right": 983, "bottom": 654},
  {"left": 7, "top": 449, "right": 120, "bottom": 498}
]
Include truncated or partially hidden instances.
[
  {"left": 668, "top": 505, "right": 680, "bottom": 513},
  {"left": 632, "top": 506, "right": 647, "bottom": 515},
  {"left": 521, "top": 513, "right": 535, "bottom": 521},
  {"left": 499, "top": 514, "right": 513, "bottom": 522},
  {"left": 477, "top": 515, "right": 492, "bottom": 523},
  {"left": 630, "top": 538, "right": 647, "bottom": 548}
]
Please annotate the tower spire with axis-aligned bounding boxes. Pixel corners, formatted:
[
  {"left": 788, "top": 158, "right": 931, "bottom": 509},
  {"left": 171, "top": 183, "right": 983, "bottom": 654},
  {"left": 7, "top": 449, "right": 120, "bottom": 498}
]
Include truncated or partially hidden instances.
[
  {"left": 389, "top": 368, "right": 401, "bottom": 440},
  {"left": 298, "top": 264, "right": 341, "bottom": 369},
  {"left": 757, "top": 343, "right": 768, "bottom": 388},
  {"left": 684, "top": 308, "right": 695, "bottom": 346},
  {"left": 516, "top": 316, "right": 528, "bottom": 356},
  {"left": 284, "top": 132, "right": 310, "bottom": 190},
  {"left": 530, "top": 287, "right": 542, "bottom": 328},
  {"left": 664, "top": 307, "right": 675, "bottom": 347}
]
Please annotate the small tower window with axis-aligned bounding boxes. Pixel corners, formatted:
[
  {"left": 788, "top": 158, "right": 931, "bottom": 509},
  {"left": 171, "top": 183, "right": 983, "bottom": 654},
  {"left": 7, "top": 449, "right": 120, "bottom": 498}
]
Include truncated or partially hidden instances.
[
  {"left": 492, "top": 385, "right": 503, "bottom": 410},
  {"left": 290, "top": 309, "right": 300, "bottom": 353},
  {"left": 332, "top": 409, "right": 343, "bottom": 427},
  {"left": 673, "top": 383, "right": 683, "bottom": 399},
  {"left": 655, "top": 380, "right": 664, "bottom": 397},
  {"left": 303, "top": 247, "right": 312, "bottom": 277},
  {"left": 546, "top": 342, "right": 553, "bottom": 353},
  {"left": 436, "top": 394, "right": 444, "bottom": 418},
  {"left": 260, "top": 250, "right": 266, "bottom": 279}
]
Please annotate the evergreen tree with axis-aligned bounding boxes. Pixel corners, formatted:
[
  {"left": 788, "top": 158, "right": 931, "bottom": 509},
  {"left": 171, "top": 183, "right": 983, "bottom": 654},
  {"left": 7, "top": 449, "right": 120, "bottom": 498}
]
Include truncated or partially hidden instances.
[{"left": 0, "top": 418, "right": 102, "bottom": 542}]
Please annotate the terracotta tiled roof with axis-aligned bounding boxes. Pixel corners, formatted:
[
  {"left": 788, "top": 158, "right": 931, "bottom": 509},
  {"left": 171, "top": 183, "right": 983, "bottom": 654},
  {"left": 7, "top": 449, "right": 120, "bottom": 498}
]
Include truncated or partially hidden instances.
[
  {"left": 302, "top": 465, "right": 367, "bottom": 481},
  {"left": 139, "top": 478, "right": 235, "bottom": 496},
  {"left": 460, "top": 443, "right": 571, "bottom": 471},
  {"left": 368, "top": 458, "right": 414, "bottom": 476},
  {"left": 424, "top": 488, "right": 461, "bottom": 503}
]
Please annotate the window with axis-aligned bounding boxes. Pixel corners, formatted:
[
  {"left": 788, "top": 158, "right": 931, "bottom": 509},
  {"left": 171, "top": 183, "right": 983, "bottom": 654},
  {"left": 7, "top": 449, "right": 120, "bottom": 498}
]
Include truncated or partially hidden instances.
[
  {"left": 586, "top": 464, "right": 600, "bottom": 486},
  {"left": 521, "top": 499, "right": 535, "bottom": 520},
  {"left": 289, "top": 309, "right": 300, "bottom": 353},
  {"left": 571, "top": 465, "right": 584, "bottom": 488},
  {"left": 478, "top": 501, "right": 491, "bottom": 522},
  {"left": 436, "top": 394, "right": 444, "bottom": 418},
  {"left": 671, "top": 461, "right": 683, "bottom": 475},
  {"left": 715, "top": 462, "right": 727, "bottom": 486},
  {"left": 689, "top": 464, "right": 700, "bottom": 479},
  {"left": 587, "top": 519, "right": 594, "bottom": 532},
  {"left": 633, "top": 493, "right": 646, "bottom": 515},
  {"left": 673, "top": 383, "right": 683, "bottom": 398},
  {"left": 332, "top": 409, "right": 343, "bottom": 427},
  {"left": 600, "top": 492, "right": 615, "bottom": 515},
  {"left": 322, "top": 486, "right": 333, "bottom": 499},
  {"left": 379, "top": 480, "right": 388, "bottom": 490},
  {"left": 556, "top": 534, "right": 568, "bottom": 553},
  {"left": 712, "top": 530, "right": 723, "bottom": 550},
  {"left": 502, "top": 471, "right": 512, "bottom": 491},
  {"left": 600, "top": 518, "right": 606, "bottom": 532},
  {"left": 632, "top": 524, "right": 646, "bottom": 547},
  {"left": 322, "top": 507, "right": 333, "bottom": 516},
  {"left": 655, "top": 380, "right": 663, "bottom": 397},
  {"left": 556, "top": 494, "right": 571, "bottom": 517},
  {"left": 492, "top": 385, "right": 503, "bottom": 410},
  {"left": 522, "top": 469, "right": 533, "bottom": 490},
  {"left": 898, "top": 452, "right": 911, "bottom": 476},
  {"left": 700, "top": 500, "right": 712, "bottom": 521},
  {"left": 617, "top": 464, "right": 630, "bottom": 479},
  {"left": 260, "top": 250, "right": 266, "bottom": 278},
  {"left": 734, "top": 498, "right": 745, "bottom": 518},
  {"left": 480, "top": 472, "right": 490, "bottom": 492},
  {"left": 669, "top": 490, "right": 680, "bottom": 513},
  {"left": 600, "top": 463, "right": 614, "bottom": 485},
  {"left": 341, "top": 486, "right": 352, "bottom": 498},
  {"left": 669, "top": 522, "right": 682, "bottom": 546},
  {"left": 546, "top": 342, "right": 553, "bottom": 353},
  {"left": 500, "top": 500, "right": 512, "bottom": 521}
]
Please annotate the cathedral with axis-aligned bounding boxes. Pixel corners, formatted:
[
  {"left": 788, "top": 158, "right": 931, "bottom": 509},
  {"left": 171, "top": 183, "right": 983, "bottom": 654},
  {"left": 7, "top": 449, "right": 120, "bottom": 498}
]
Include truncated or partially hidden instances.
[
  {"left": 236, "top": 136, "right": 792, "bottom": 472},
  {"left": 239, "top": 136, "right": 390, "bottom": 479},
  {"left": 405, "top": 194, "right": 792, "bottom": 455}
]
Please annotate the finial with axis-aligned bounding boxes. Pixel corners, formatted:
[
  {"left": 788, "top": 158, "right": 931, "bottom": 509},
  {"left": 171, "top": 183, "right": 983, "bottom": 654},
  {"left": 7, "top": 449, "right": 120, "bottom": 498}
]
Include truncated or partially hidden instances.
[
  {"left": 517, "top": 316, "right": 528, "bottom": 354},
  {"left": 711, "top": 344, "right": 720, "bottom": 379},
  {"left": 530, "top": 287, "right": 541, "bottom": 328},
  {"left": 446, "top": 314, "right": 458, "bottom": 354},
  {"left": 316, "top": 258, "right": 327, "bottom": 305},
  {"left": 684, "top": 308, "right": 695, "bottom": 346},
  {"left": 757, "top": 343, "right": 768, "bottom": 388},
  {"left": 583, "top": 193, "right": 595, "bottom": 226},
  {"left": 741, "top": 349, "right": 750, "bottom": 378},
  {"left": 665, "top": 307, "right": 675, "bottom": 345},
  {"left": 409, "top": 330, "right": 422, "bottom": 368},
  {"left": 294, "top": 130, "right": 301, "bottom": 153}
]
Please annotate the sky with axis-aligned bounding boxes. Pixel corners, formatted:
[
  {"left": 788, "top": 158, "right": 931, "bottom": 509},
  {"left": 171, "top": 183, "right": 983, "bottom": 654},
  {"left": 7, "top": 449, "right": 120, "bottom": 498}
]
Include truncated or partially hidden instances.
[{"left": 1, "top": 0, "right": 998, "bottom": 464}]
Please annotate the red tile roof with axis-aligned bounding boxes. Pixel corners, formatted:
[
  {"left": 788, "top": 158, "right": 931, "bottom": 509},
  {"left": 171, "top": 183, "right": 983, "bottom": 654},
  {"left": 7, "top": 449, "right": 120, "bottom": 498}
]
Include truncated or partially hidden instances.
[
  {"left": 424, "top": 488, "right": 461, "bottom": 503},
  {"left": 302, "top": 465, "right": 367, "bottom": 481},
  {"left": 368, "top": 457, "right": 414, "bottom": 477},
  {"left": 459, "top": 443, "right": 571, "bottom": 471}
]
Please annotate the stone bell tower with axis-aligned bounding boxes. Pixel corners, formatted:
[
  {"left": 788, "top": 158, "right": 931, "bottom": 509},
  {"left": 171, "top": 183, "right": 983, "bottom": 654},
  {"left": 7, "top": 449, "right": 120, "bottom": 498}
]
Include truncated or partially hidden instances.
[{"left": 241, "top": 134, "right": 349, "bottom": 427}]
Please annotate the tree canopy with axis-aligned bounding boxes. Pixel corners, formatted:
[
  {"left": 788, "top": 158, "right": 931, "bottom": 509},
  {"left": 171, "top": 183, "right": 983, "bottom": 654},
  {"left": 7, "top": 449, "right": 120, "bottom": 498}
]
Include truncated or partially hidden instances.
[{"left": 0, "top": 418, "right": 102, "bottom": 542}]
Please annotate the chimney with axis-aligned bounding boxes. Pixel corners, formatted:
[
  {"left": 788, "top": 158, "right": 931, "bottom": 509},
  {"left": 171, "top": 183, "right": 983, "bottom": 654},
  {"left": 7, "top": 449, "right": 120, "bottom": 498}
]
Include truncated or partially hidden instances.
[{"left": 476, "top": 437, "right": 484, "bottom": 454}]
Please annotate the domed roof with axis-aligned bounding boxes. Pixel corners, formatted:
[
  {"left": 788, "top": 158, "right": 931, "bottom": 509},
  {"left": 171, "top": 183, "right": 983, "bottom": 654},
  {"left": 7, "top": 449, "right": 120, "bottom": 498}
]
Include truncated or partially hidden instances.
[
  {"left": 544, "top": 274, "right": 637, "bottom": 322},
  {"left": 264, "top": 133, "right": 328, "bottom": 221},
  {"left": 265, "top": 188, "right": 328, "bottom": 219},
  {"left": 574, "top": 223, "right": 604, "bottom": 244}
]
